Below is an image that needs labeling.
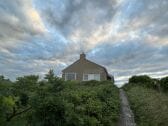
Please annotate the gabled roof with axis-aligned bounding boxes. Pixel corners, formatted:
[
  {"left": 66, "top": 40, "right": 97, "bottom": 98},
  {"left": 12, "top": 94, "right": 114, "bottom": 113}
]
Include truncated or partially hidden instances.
[
  {"left": 62, "top": 59, "right": 80, "bottom": 72},
  {"left": 85, "top": 59, "right": 109, "bottom": 75},
  {"left": 62, "top": 54, "right": 109, "bottom": 76}
]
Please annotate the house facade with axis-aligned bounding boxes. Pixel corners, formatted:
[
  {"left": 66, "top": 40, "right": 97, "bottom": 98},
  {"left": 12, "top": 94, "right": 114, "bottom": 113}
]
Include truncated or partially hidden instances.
[{"left": 62, "top": 53, "right": 113, "bottom": 81}]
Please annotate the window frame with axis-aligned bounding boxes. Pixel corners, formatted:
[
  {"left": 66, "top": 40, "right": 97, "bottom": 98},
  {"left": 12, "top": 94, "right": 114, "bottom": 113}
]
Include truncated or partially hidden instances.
[
  {"left": 83, "top": 73, "right": 100, "bottom": 81},
  {"left": 65, "top": 73, "right": 77, "bottom": 81},
  {"left": 83, "top": 74, "right": 89, "bottom": 81}
]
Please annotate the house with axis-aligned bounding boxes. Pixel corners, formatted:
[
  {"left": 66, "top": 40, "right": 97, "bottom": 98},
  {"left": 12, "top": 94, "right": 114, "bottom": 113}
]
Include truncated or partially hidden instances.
[{"left": 62, "top": 53, "right": 114, "bottom": 82}]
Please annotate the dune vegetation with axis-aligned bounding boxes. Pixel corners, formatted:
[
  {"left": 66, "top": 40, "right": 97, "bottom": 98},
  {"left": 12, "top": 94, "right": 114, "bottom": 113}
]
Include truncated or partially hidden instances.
[
  {"left": 123, "top": 75, "right": 168, "bottom": 126},
  {"left": 0, "top": 70, "right": 120, "bottom": 126}
]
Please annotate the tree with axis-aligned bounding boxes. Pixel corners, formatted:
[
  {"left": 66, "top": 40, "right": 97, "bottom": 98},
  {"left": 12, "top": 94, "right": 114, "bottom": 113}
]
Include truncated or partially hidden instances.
[
  {"left": 2, "top": 75, "right": 39, "bottom": 123},
  {"left": 45, "top": 69, "right": 55, "bottom": 83},
  {"left": 0, "top": 77, "right": 32, "bottom": 124},
  {"left": 0, "top": 75, "right": 12, "bottom": 86},
  {"left": 0, "top": 75, "right": 4, "bottom": 81},
  {"left": 14, "top": 75, "right": 39, "bottom": 94},
  {"left": 44, "top": 69, "right": 64, "bottom": 92}
]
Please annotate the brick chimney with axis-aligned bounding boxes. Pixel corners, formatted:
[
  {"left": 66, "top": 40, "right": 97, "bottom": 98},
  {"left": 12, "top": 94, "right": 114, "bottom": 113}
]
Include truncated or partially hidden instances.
[{"left": 80, "top": 53, "right": 86, "bottom": 60}]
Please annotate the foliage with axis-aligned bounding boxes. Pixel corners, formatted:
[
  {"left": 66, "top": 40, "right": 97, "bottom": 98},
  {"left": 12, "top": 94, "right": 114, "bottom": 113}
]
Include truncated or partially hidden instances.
[
  {"left": 128, "top": 75, "right": 157, "bottom": 88},
  {"left": 160, "top": 76, "right": 168, "bottom": 92},
  {"left": 126, "top": 86, "right": 168, "bottom": 126},
  {"left": 60, "top": 81, "right": 120, "bottom": 126},
  {"left": 44, "top": 69, "right": 55, "bottom": 84},
  {"left": 129, "top": 75, "right": 152, "bottom": 84},
  {"left": 125, "top": 75, "right": 168, "bottom": 93},
  {"left": 125, "top": 75, "right": 165, "bottom": 92},
  {"left": 123, "top": 75, "right": 168, "bottom": 126},
  {"left": 0, "top": 72, "right": 120, "bottom": 126}
]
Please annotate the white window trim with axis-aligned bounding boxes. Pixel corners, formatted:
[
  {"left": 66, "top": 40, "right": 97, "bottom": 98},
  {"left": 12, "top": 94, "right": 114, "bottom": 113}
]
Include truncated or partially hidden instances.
[
  {"left": 94, "top": 74, "right": 100, "bottom": 81},
  {"left": 65, "top": 73, "right": 77, "bottom": 81},
  {"left": 83, "top": 74, "right": 88, "bottom": 81},
  {"left": 83, "top": 73, "right": 100, "bottom": 81}
]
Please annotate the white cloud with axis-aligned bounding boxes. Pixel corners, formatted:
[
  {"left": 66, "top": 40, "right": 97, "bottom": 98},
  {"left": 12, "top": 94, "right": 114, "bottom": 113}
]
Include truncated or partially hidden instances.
[{"left": 0, "top": 0, "right": 168, "bottom": 85}]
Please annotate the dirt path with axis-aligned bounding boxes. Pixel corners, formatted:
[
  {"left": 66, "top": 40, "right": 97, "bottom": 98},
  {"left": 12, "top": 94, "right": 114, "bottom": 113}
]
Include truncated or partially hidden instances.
[{"left": 118, "top": 89, "right": 136, "bottom": 126}]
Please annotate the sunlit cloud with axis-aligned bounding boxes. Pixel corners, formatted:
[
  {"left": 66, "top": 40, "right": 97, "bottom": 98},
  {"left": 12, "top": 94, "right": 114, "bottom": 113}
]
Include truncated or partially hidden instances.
[{"left": 0, "top": 0, "right": 167, "bottom": 86}]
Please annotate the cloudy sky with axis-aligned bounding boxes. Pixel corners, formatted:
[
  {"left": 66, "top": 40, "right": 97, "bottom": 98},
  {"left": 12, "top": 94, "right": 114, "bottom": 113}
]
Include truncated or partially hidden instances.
[{"left": 0, "top": 0, "right": 168, "bottom": 86}]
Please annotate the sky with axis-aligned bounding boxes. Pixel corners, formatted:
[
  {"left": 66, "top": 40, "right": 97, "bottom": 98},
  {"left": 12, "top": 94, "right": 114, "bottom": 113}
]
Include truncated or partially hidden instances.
[{"left": 0, "top": 0, "right": 168, "bottom": 87}]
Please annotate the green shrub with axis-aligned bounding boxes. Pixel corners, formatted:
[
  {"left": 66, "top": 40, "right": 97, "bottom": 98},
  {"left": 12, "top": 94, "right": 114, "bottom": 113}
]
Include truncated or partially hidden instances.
[
  {"left": 160, "top": 76, "right": 168, "bottom": 92},
  {"left": 126, "top": 75, "right": 162, "bottom": 92},
  {"left": 0, "top": 71, "right": 119, "bottom": 126},
  {"left": 129, "top": 75, "right": 154, "bottom": 88},
  {"left": 126, "top": 86, "right": 168, "bottom": 126},
  {"left": 60, "top": 81, "right": 120, "bottom": 126}
]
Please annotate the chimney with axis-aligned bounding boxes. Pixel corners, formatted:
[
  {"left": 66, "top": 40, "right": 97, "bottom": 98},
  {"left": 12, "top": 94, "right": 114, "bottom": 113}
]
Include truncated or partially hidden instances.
[{"left": 80, "top": 53, "right": 86, "bottom": 60}]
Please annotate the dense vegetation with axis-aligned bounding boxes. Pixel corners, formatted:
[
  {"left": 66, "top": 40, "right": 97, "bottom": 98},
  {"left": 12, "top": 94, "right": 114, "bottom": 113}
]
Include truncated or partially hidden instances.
[
  {"left": 0, "top": 70, "right": 120, "bottom": 126},
  {"left": 124, "top": 75, "right": 168, "bottom": 126},
  {"left": 126, "top": 75, "right": 168, "bottom": 92}
]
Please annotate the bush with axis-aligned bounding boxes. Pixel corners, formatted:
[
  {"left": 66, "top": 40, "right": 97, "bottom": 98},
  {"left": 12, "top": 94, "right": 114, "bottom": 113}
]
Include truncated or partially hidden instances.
[
  {"left": 127, "top": 75, "right": 161, "bottom": 91},
  {"left": 60, "top": 80, "right": 120, "bottom": 126},
  {"left": 126, "top": 86, "right": 168, "bottom": 126},
  {"left": 160, "top": 76, "right": 168, "bottom": 92},
  {"left": 0, "top": 71, "right": 120, "bottom": 126},
  {"left": 29, "top": 97, "right": 65, "bottom": 126},
  {"left": 129, "top": 75, "right": 153, "bottom": 87}
]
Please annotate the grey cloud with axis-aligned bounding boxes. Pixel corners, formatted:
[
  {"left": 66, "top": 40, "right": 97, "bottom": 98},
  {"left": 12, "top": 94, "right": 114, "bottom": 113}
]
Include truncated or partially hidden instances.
[
  {"left": 0, "top": 0, "right": 44, "bottom": 44},
  {"left": 88, "top": 41, "right": 155, "bottom": 65},
  {"left": 34, "top": 0, "right": 117, "bottom": 36},
  {"left": 0, "top": 0, "right": 168, "bottom": 85},
  {"left": 126, "top": 0, "right": 168, "bottom": 39},
  {"left": 87, "top": 41, "right": 168, "bottom": 83}
]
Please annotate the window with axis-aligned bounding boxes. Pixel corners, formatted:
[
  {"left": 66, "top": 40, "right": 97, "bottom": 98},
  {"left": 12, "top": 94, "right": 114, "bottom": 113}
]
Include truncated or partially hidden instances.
[
  {"left": 83, "top": 74, "right": 88, "bottom": 81},
  {"left": 65, "top": 73, "right": 76, "bottom": 81},
  {"left": 94, "top": 74, "right": 100, "bottom": 81},
  {"left": 83, "top": 74, "right": 100, "bottom": 81}
]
